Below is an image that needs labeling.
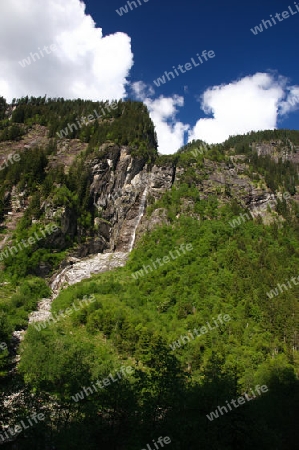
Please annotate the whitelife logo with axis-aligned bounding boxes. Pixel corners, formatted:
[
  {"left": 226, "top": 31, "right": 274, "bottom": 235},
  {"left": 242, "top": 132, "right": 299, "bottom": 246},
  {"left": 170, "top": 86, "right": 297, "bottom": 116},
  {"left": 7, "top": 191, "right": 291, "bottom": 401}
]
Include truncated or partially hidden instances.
[
  {"left": 0, "top": 224, "right": 58, "bottom": 262},
  {"left": 228, "top": 192, "right": 291, "bottom": 229},
  {"left": 0, "top": 153, "right": 20, "bottom": 171},
  {"left": 33, "top": 295, "right": 96, "bottom": 331},
  {"left": 131, "top": 244, "right": 193, "bottom": 280},
  {"left": 72, "top": 366, "right": 134, "bottom": 402},
  {"left": 266, "top": 274, "right": 299, "bottom": 299},
  {"left": 190, "top": 143, "right": 209, "bottom": 157},
  {"left": 140, "top": 436, "right": 171, "bottom": 450},
  {"left": 18, "top": 44, "right": 58, "bottom": 67},
  {"left": 288, "top": 94, "right": 299, "bottom": 107},
  {"left": 56, "top": 101, "right": 118, "bottom": 139},
  {"left": 169, "top": 314, "right": 231, "bottom": 351},
  {"left": 206, "top": 385, "right": 269, "bottom": 421},
  {"left": 0, "top": 413, "right": 45, "bottom": 443},
  {"left": 153, "top": 50, "right": 215, "bottom": 87},
  {"left": 0, "top": 342, "right": 8, "bottom": 352},
  {"left": 250, "top": 3, "right": 299, "bottom": 35},
  {"left": 116, "top": 0, "right": 149, "bottom": 16}
]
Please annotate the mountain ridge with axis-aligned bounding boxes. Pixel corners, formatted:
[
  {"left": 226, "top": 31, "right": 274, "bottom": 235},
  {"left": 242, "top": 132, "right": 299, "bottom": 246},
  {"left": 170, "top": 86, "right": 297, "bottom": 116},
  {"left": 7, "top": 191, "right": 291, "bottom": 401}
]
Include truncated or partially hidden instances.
[{"left": 0, "top": 96, "right": 299, "bottom": 449}]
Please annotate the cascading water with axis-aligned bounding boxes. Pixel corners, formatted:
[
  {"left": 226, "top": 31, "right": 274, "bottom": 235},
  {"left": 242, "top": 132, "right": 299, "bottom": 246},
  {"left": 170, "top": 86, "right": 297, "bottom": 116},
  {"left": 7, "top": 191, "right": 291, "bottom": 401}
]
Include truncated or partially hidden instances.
[
  {"left": 7, "top": 183, "right": 149, "bottom": 411},
  {"left": 127, "top": 186, "right": 148, "bottom": 252},
  {"left": 30, "top": 183, "right": 149, "bottom": 323},
  {"left": 49, "top": 251, "right": 128, "bottom": 299}
]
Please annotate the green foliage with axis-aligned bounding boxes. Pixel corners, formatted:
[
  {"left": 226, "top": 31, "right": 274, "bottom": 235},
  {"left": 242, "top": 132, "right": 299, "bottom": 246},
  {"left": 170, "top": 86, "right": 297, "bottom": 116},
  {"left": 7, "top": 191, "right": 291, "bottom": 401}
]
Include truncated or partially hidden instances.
[
  {"left": 0, "top": 147, "right": 48, "bottom": 197},
  {"left": 246, "top": 152, "right": 298, "bottom": 194},
  {"left": 16, "top": 198, "right": 299, "bottom": 448},
  {"left": 9, "top": 97, "right": 158, "bottom": 152},
  {"left": 223, "top": 129, "right": 299, "bottom": 148},
  {"left": 0, "top": 123, "right": 25, "bottom": 141},
  {"left": 1, "top": 277, "right": 50, "bottom": 331},
  {"left": 0, "top": 96, "right": 7, "bottom": 120},
  {"left": 1, "top": 101, "right": 299, "bottom": 449}
]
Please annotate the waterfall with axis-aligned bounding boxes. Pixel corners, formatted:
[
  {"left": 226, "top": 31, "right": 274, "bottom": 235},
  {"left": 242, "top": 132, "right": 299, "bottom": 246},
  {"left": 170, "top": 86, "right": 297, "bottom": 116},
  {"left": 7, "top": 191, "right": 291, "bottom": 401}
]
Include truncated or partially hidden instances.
[
  {"left": 48, "top": 184, "right": 148, "bottom": 298},
  {"left": 6, "top": 176, "right": 150, "bottom": 410},
  {"left": 127, "top": 186, "right": 148, "bottom": 252},
  {"left": 49, "top": 251, "right": 128, "bottom": 299},
  {"left": 23, "top": 183, "right": 149, "bottom": 327}
]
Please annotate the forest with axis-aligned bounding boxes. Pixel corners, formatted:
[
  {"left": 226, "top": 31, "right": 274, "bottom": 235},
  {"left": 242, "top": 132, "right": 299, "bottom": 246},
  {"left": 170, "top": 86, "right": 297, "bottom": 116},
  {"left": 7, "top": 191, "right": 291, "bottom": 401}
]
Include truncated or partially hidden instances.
[{"left": 0, "top": 97, "right": 298, "bottom": 449}]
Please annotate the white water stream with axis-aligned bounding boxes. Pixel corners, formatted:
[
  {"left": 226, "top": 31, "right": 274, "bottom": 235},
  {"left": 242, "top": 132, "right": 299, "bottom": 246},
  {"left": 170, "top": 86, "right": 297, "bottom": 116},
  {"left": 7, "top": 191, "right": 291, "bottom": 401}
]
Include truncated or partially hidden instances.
[
  {"left": 128, "top": 186, "right": 148, "bottom": 252},
  {"left": 6, "top": 167, "right": 150, "bottom": 417},
  {"left": 28, "top": 186, "right": 148, "bottom": 326}
]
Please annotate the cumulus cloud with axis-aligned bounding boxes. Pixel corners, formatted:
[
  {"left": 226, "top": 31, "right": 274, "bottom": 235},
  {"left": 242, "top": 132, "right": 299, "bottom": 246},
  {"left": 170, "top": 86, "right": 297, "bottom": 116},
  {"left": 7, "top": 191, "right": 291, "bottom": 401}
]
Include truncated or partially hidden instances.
[
  {"left": 145, "top": 95, "right": 189, "bottom": 154},
  {"left": 0, "top": 0, "right": 133, "bottom": 102},
  {"left": 131, "top": 81, "right": 155, "bottom": 100},
  {"left": 133, "top": 73, "right": 299, "bottom": 153},
  {"left": 1, "top": 4, "right": 297, "bottom": 156},
  {"left": 132, "top": 82, "right": 188, "bottom": 154},
  {"left": 188, "top": 73, "right": 299, "bottom": 144},
  {"left": 279, "top": 85, "right": 299, "bottom": 115},
  {"left": 188, "top": 73, "right": 289, "bottom": 144}
]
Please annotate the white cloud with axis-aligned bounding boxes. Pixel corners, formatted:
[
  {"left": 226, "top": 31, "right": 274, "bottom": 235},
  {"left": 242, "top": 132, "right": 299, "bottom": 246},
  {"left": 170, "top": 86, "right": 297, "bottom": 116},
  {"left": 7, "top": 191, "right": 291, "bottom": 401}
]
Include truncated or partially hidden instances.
[
  {"left": 131, "top": 81, "right": 155, "bottom": 100},
  {"left": 189, "top": 73, "right": 298, "bottom": 144},
  {"left": 279, "top": 86, "right": 299, "bottom": 115},
  {"left": 145, "top": 95, "right": 189, "bottom": 154},
  {"left": 133, "top": 73, "right": 299, "bottom": 154},
  {"left": 1, "top": 6, "right": 297, "bottom": 156},
  {"left": 0, "top": 0, "right": 133, "bottom": 102},
  {"left": 132, "top": 83, "right": 188, "bottom": 154}
]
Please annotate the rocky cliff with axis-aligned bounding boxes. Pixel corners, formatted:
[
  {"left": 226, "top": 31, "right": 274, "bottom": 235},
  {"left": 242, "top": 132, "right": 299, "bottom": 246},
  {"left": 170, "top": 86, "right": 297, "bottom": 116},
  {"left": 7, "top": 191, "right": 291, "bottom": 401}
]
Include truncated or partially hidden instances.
[{"left": 1, "top": 120, "right": 299, "bottom": 283}]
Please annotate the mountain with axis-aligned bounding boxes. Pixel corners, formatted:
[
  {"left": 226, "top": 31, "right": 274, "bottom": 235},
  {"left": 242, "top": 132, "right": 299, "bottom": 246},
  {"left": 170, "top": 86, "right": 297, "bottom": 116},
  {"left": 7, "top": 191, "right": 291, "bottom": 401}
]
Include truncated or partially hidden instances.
[{"left": 0, "top": 96, "right": 299, "bottom": 449}]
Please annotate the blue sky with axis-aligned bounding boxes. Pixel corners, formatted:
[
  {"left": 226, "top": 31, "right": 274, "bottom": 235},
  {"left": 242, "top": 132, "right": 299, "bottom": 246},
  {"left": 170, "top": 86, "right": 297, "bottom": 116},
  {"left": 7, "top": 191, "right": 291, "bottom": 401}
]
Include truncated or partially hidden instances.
[{"left": 0, "top": 0, "right": 298, "bottom": 153}]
